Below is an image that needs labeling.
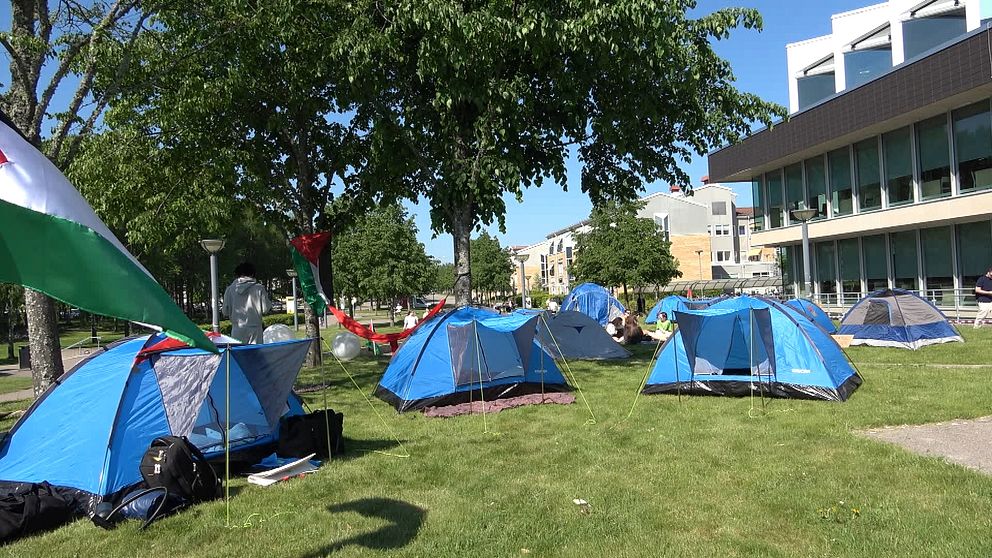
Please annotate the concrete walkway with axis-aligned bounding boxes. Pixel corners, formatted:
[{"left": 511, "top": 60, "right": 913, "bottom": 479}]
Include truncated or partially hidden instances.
[
  {"left": 861, "top": 416, "right": 992, "bottom": 475},
  {"left": 0, "top": 348, "right": 93, "bottom": 404}
]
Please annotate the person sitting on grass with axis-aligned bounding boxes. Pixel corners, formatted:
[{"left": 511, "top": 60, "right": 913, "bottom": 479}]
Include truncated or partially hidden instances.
[
  {"left": 641, "top": 311, "right": 675, "bottom": 342},
  {"left": 620, "top": 311, "right": 647, "bottom": 344}
]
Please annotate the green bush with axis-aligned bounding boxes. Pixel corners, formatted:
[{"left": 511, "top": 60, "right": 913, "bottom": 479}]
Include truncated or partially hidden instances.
[
  {"left": 514, "top": 292, "right": 550, "bottom": 309},
  {"left": 198, "top": 313, "right": 296, "bottom": 334}
]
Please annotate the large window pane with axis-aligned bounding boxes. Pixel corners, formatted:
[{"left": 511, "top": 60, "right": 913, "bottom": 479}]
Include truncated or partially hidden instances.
[
  {"left": 856, "top": 138, "right": 882, "bottom": 211},
  {"left": 829, "top": 148, "right": 853, "bottom": 216},
  {"left": 780, "top": 245, "right": 796, "bottom": 295},
  {"left": 917, "top": 115, "right": 951, "bottom": 200},
  {"left": 863, "top": 234, "right": 888, "bottom": 291},
  {"left": 766, "top": 171, "right": 784, "bottom": 229},
  {"left": 838, "top": 238, "right": 861, "bottom": 299},
  {"left": 798, "top": 74, "right": 835, "bottom": 110},
  {"left": 815, "top": 242, "right": 837, "bottom": 294},
  {"left": 953, "top": 100, "right": 992, "bottom": 192},
  {"left": 890, "top": 230, "right": 918, "bottom": 290},
  {"left": 785, "top": 163, "right": 804, "bottom": 223},
  {"left": 844, "top": 47, "right": 891, "bottom": 89},
  {"left": 805, "top": 156, "right": 828, "bottom": 220},
  {"left": 884, "top": 127, "right": 913, "bottom": 206},
  {"left": 922, "top": 226, "right": 953, "bottom": 302},
  {"left": 957, "top": 221, "right": 992, "bottom": 301},
  {"left": 903, "top": 14, "right": 966, "bottom": 60},
  {"left": 751, "top": 178, "right": 764, "bottom": 231}
]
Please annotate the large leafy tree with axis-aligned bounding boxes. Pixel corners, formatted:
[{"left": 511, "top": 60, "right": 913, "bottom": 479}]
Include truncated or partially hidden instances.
[
  {"left": 340, "top": 0, "right": 784, "bottom": 305},
  {"left": 333, "top": 205, "right": 437, "bottom": 324},
  {"left": 571, "top": 201, "right": 682, "bottom": 305},
  {"left": 470, "top": 233, "right": 513, "bottom": 302},
  {"left": 1, "top": 0, "right": 151, "bottom": 393}
]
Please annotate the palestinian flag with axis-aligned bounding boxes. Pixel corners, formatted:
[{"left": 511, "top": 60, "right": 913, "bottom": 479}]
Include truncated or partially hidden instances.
[
  {"left": 290, "top": 232, "right": 332, "bottom": 315},
  {"left": 0, "top": 113, "right": 215, "bottom": 353}
]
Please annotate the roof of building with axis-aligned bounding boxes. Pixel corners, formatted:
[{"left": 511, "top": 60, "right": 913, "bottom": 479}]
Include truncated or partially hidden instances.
[{"left": 736, "top": 207, "right": 755, "bottom": 217}]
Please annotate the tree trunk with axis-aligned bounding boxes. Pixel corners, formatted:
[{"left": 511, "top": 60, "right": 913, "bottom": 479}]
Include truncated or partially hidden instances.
[
  {"left": 6, "top": 300, "right": 15, "bottom": 361},
  {"left": 303, "top": 303, "right": 321, "bottom": 367},
  {"left": 451, "top": 202, "right": 473, "bottom": 306},
  {"left": 25, "top": 289, "right": 64, "bottom": 397},
  {"left": 622, "top": 283, "right": 630, "bottom": 307}
]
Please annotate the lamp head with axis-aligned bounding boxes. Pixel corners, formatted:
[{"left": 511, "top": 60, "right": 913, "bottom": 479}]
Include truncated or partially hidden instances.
[
  {"left": 286, "top": 268, "right": 298, "bottom": 278},
  {"left": 513, "top": 254, "right": 528, "bottom": 263},
  {"left": 200, "top": 239, "right": 226, "bottom": 254},
  {"left": 790, "top": 208, "right": 818, "bottom": 222}
]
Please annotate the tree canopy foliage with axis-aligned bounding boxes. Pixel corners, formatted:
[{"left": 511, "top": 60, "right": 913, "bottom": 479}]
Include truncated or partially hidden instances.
[
  {"left": 338, "top": 0, "right": 784, "bottom": 302},
  {"left": 332, "top": 205, "right": 437, "bottom": 321},
  {"left": 470, "top": 233, "right": 514, "bottom": 299},
  {"left": 571, "top": 201, "right": 682, "bottom": 304}
]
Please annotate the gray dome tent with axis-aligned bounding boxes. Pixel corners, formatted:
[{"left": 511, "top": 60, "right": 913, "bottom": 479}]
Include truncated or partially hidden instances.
[{"left": 535, "top": 310, "right": 631, "bottom": 360}]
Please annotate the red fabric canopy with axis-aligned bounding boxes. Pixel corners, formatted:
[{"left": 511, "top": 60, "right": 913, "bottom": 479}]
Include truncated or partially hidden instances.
[{"left": 328, "top": 299, "right": 447, "bottom": 351}]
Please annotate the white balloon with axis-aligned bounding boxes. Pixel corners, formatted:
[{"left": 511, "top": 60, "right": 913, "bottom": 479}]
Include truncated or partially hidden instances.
[
  {"left": 331, "top": 332, "right": 362, "bottom": 361},
  {"left": 263, "top": 324, "right": 296, "bottom": 344}
]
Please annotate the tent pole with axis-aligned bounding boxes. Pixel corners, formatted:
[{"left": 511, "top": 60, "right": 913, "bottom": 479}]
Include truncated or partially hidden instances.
[{"left": 225, "top": 347, "right": 230, "bottom": 527}]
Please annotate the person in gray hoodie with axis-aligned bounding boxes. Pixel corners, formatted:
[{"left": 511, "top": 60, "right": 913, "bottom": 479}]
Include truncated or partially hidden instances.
[{"left": 222, "top": 262, "right": 272, "bottom": 344}]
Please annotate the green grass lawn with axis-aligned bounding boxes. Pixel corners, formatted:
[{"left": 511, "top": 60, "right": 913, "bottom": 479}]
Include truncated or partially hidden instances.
[{"left": 3, "top": 326, "right": 992, "bottom": 557}]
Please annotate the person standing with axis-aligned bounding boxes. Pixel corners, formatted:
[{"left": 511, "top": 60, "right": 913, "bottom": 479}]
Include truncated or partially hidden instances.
[
  {"left": 222, "top": 262, "right": 272, "bottom": 344},
  {"left": 975, "top": 267, "right": 992, "bottom": 328},
  {"left": 403, "top": 310, "right": 419, "bottom": 330}
]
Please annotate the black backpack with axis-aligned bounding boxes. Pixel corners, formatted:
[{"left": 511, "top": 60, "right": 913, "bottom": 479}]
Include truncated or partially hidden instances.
[
  {"left": 277, "top": 409, "right": 344, "bottom": 459},
  {"left": 138, "top": 436, "right": 221, "bottom": 504}
]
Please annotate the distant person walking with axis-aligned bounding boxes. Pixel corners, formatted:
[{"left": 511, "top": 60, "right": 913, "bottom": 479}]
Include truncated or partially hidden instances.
[
  {"left": 403, "top": 310, "right": 419, "bottom": 330},
  {"left": 222, "top": 262, "right": 272, "bottom": 344},
  {"left": 975, "top": 267, "right": 992, "bottom": 328}
]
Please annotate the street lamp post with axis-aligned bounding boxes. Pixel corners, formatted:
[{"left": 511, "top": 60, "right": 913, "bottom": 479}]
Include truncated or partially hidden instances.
[
  {"left": 513, "top": 254, "right": 529, "bottom": 309},
  {"left": 286, "top": 268, "right": 299, "bottom": 331},
  {"left": 695, "top": 250, "right": 704, "bottom": 279},
  {"left": 790, "top": 208, "right": 818, "bottom": 299},
  {"left": 200, "top": 239, "right": 226, "bottom": 333}
]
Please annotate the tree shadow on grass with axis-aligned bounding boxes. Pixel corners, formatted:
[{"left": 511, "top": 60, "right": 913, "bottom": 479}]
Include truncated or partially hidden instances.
[{"left": 300, "top": 497, "right": 426, "bottom": 557}]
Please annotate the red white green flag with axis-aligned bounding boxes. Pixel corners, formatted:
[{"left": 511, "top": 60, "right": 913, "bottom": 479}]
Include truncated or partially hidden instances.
[
  {"left": 0, "top": 114, "right": 215, "bottom": 353},
  {"left": 290, "top": 232, "right": 332, "bottom": 315}
]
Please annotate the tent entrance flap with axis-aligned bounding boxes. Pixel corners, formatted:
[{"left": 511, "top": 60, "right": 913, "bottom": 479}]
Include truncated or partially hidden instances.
[
  {"left": 676, "top": 309, "right": 775, "bottom": 377},
  {"left": 448, "top": 317, "right": 538, "bottom": 386}
]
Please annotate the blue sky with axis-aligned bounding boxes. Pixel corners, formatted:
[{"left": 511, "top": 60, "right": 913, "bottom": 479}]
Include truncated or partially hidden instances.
[
  {"left": 414, "top": 0, "right": 872, "bottom": 261},
  {"left": 0, "top": 1, "right": 872, "bottom": 261}
]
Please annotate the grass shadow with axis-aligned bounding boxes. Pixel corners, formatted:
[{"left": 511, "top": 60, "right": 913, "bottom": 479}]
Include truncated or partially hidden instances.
[{"left": 300, "top": 497, "right": 426, "bottom": 557}]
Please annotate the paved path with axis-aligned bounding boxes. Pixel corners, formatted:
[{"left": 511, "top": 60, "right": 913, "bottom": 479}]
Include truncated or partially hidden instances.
[
  {"left": 861, "top": 416, "right": 992, "bottom": 475},
  {"left": 0, "top": 349, "right": 92, "bottom": 404}
]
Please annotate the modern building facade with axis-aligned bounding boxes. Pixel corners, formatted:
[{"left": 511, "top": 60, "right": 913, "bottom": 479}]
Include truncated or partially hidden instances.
[
  {"left": 709, "top": 0, "right": 992, "bottom": 310},
  {"left": 509, "top": 182, "right": 780, "bottom": 297}
]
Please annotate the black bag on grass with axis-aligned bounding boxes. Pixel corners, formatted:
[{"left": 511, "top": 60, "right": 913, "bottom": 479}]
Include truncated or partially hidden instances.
[
  {"left": 138, "top": 436, "right": 220, "bottom": 503},
  {"left": 0, "top": 482, "right": 75, "bottom": 544},
  {"left": 277, "top": 409, "right": 344, "bottom": 459}
]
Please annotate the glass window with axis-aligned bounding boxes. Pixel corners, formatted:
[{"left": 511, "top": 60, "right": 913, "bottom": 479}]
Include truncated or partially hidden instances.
[
  {"left": 805, "top": 156, "right": 827, "bottom": 220},
  {"left": 780, "top": 246, "right": 796, "bottom": 295},
  {"left": 922, "top": 226, "right": 953, "bottom": 296},
  {"left": 883, "top": 127, "right": 913, "bottom": 206},
  {"left": 751, "top": 179, "right": 764, "bottom": 231},
  {"left": 917, "top": 114, "right": 952, "bottom": 200},
  {"left": 844, "top": 47, "right": 891, "bottom": 89},
  {"left": 711, "top": 202, "right": 727, "bottom": 216},
  {"left": 855, "top": 138, "right": 882, "bottom": 211},
  {"left": 784, "top": 163, "right": 805, "bottom": 224},
  {"left": 863, "top": 234, "right": 888, "bottom": 291},
  {"left": 798, "top": 74, "right": 835, "bottom": 110},
  {"left": 815, "top": 242, "right": 837, "bottom": 294},
  {"left": 890, "top": 230, "right": 918, "bottom": 290},
  {"left": 829, "top": 148, "right": 853, "bottom": 216},
  {"left": 903, "top": 14, "right": 966, "bottom": 61},
  {"left": 957, "top": 220, "right": 992, "bottom": 298},
  {"left": 766, "top": 171, "right": 784, "bottom": 229},
  {"left": 953, "top": 101, "right": 992, "bottom": 192},
  {"left": 838, "top": 238, "right": 861, "bottom": 299}
]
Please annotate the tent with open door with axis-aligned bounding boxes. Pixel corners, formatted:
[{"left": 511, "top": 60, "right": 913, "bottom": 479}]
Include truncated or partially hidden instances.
[
  {"left": 560, "top": 283, "right": 626, "bottom": 326},
  {"left": 534, "top": 310, "right": 631, "bottom": 360},
  {"left": 0, "top": 334, "right": 312, "bottom": 513},
  {"left": 376, "top": 307, "right": 570, "bottom": 412},
  {"left": 644, "top": 295, "right": 860, "bottom": 401},
  {"left": 785, "top": 299, "right": 837, "bottom": 333},
  {"left": 645, "top": 295, "right": 726, "bottom": 324},
  {"left": 838, "top": 288, "right": 962, "bottom": 349}
]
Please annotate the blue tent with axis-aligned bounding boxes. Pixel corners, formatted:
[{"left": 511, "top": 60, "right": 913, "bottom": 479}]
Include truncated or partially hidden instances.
[
  {"left": 645, "top": 295, "right": 726, "bottom": 324},
  {"left": 0, "top": 335, "right": 311, "bottom": 512},
  {"left": 839, "top": 288, "right": 962, "bottom": 349},
  {"left": 785, "top": 299, "right": 837, "bottom": 333},
  {"left": 376, "top": 307, "right": 570, "bottom": 412},
  {"left": 560, "top": 283, "right": 625, "bottom": 326},
  {"left": 644, "top": 295, "right": 860, "bottom": 401}
]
